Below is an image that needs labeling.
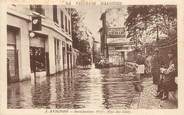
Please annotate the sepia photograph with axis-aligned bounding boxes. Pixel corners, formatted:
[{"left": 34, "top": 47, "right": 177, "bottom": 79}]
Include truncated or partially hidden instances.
[
  {"left": 5, "top": 4, "right": 178, "bottom": 109},
  {"left": 1, "top": 0, "right": 184, "bottom": 114}
]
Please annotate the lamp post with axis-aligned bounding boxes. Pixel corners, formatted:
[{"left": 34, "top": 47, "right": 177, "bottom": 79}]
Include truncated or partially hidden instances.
[
  {"left": 155, "top": 12, "right": 159, "bottom": 47},
  {"left": 156, "top": 24, "right": 159, "bottom": 43}
]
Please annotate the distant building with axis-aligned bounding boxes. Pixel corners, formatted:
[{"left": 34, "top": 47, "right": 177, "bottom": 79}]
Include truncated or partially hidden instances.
[
  {"left": 99, "top": 8, "right": 134, "bottom": 65},
  {"left": 6, "top": 5, "right": 78, "bottom": 83},
  {"left": 99, "top": 12, "right": 108, "bottom": 59},
  {"left": 79, "top": 27, "right": 98, "bottom": 63},
  {"left": 93, "top": 40, "right": 100, "bottom": 63}
]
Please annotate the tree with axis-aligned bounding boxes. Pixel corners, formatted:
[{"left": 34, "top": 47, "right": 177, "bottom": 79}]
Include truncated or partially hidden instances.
[
  {"left": 78, "top": 39, "right": 90, "bottom": 53},
  {"left": 125, "top": 5, "right": 177, "bottom": 45},
  {"left": 76, "top": 39, "right": 92, "bottom": 66},
  {"left": 69, "top": 8, "right": 93, "bottom": 66},
  {"left": 69, "top": 8, "right": 85, "bottom": 50}
]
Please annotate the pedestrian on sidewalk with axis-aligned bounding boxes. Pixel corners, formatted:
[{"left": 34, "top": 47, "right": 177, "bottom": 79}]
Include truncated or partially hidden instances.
[
  {"left": 151, "top": 48, "right": 163, "bottom": 85},
  {"left": 145, "top": 51, "right": 152, "bottom": 78},
  {"left": 157, "top": 49, "right": 177, "bottom": 100},
  {"left": 135, "top": 49, "right": 145, "bottom": 81},
  {"left": 132, "top": 49, "right": 145, "bottom": 92}
]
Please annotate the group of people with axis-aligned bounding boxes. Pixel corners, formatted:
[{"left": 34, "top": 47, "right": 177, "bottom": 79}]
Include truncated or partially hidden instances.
[{"left": 135, "top": 48, "right": 177, "bottom": 100}]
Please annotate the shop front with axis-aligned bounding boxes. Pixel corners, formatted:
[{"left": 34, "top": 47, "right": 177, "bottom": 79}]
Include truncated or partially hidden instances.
[
  {"left": 108, "top": 49, "right": 125, "bottom": 66},
  {"left": 30, "top": 33, "right": 48, "bottom": 78}
]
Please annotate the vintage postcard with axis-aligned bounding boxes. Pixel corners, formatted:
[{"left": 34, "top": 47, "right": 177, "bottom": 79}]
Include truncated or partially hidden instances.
[{"left": 0, "top": 0, "right": 184, "bottom": 115}]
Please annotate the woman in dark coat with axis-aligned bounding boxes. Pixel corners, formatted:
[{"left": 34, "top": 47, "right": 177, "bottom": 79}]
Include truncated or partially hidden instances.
[
  {"left": 162, "top": 49, "right": 177, "bottom": 100},
  {"left": 156, "top": 49, "right": 177, "bottom": 100}
]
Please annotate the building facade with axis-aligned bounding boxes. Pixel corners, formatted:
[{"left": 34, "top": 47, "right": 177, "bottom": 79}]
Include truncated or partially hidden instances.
[
  {"left": 7, "top": 5, "right": 77, "bottom": 83},
  {"left": 99, "top": 8, "right": 134, "bottom": 65},
  {"left": 99, "top": 12, "right": 108, "bottom": 58},
  {"left": 93, "top": 40, "right": 100, "bottom": 63},
  {"left": 85, "top": 30, "right": 95, "bottom": 63}
]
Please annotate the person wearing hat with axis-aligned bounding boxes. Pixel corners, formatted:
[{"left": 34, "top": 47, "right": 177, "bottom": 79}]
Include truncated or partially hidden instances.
[
  {"left": 151, "top": 48, "right": 164, "bottom": 85},
  {"left": 158, "top": 49, "right": 177, "bottom": 100},
  {"left": 145, "top": 50, "right": 153, "bottom": 78},
  {"left": 135, "top": 49, "right": 145, "bottom": 81}
]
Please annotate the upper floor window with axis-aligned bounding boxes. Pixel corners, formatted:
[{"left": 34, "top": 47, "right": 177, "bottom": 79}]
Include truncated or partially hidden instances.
[
  {"left": 60, "top": 10, "right": 64, "bottom": 29},
  {"left": 53, "top": 5, "right": 58, "bottom": 23},
  {"left": 65, "top": 15, "right": 68, "bottom": 32},
  {"left": 30, "top": 5, "right": 45, "bottom": 15},
  {"left": 68, "top": 20, "right": 71, "bottom": 34}
]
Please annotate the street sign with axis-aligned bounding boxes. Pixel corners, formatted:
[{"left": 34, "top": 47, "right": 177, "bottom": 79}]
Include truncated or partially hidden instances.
[
  {"left": 107, "top": 28, "right": 125, "bottom": 38},
  {"left": 107, "top": 38, "right": 126, "bottom": 43}
]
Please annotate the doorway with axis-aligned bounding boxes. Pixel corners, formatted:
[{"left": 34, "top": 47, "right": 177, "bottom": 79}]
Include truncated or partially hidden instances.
[{"left": 7, "top": 27, "right": 19, "bottom": 83}]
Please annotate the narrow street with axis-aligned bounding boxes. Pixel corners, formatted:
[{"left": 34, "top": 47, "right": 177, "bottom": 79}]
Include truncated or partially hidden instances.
[
  {"left": 8, "top": 66, "right": 139, "bottom": 109},
  {"left": 0, "top": 4, "right": 179, "bottom": 114}
]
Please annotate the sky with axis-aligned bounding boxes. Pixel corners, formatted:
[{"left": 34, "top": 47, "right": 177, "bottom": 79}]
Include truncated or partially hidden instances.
[
  {"left": 72, "top": 5, "right": 171, "bottom": 45},
  {"left": 74, "top": 5, "right": 128, "bottom": 42},
  {"left": 74, "top": 6, "right": 108, "bottom": 42}
]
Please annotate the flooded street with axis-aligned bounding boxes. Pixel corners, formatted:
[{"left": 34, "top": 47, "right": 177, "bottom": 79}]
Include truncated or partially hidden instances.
[
  {"left": 8, "top": 67, "right": 138, "bottom": 109},
  {"left": 4, "top": 4, "right": 178, "bottom": 111}
]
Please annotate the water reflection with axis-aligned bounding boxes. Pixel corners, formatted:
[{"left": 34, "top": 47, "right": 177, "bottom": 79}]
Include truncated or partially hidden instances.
[
  {"left": 7, "top": 83, "right": 21, "bottom": 108},
  {"left": 8, "top": 80, "right": 32, "bottom": 108},
  {"left": 31, "top": 77, "right": 50, "bottom": 108},
  {"left": 101, "top": 67, "right": 135, "bottom": 109},
  {"left": 8, "top": 67, "right": 138, "bottom": 109}
]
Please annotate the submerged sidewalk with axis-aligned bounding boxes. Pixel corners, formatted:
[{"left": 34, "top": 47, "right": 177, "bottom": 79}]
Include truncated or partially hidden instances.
[{"left": 131, "top": 77, "right": 178, "bottom": 109}]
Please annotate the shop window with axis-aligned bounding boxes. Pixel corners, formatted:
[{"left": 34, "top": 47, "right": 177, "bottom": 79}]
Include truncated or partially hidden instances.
[
  {"left": 30, "top": 5, "right": 45, "bottom": 15},
  {"left": 30, "top": 47, "right": 45, "bottom": 72},
  {"left": 62, "top": 42, "right": 66, "bottom": 65},
  {"left": 68, "top": 20, "right": 71, "bottom": 34}
]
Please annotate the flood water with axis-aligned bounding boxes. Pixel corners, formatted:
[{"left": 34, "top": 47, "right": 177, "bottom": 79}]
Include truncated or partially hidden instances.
[{"left": 8, "top": 66, "right": 138, "bottom": 109}]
